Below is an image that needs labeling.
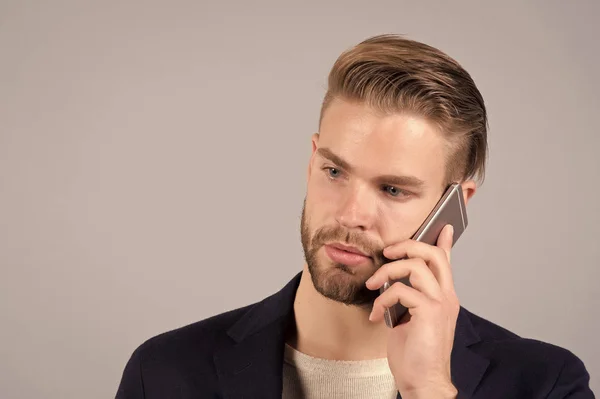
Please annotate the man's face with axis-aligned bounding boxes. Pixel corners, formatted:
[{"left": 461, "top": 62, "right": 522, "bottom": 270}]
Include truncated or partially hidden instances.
[{"left": 301, "top": 98, "right": 454, "bottom": 308}]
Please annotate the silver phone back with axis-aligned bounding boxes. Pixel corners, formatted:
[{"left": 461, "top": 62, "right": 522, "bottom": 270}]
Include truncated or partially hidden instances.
[{"left": 381, "top": 183, "right": 468, "bottom": 328}]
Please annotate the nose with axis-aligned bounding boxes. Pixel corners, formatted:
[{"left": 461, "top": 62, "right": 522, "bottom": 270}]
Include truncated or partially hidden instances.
[{"left": 335, "top": 183, "right": 377, "bottom": 231}]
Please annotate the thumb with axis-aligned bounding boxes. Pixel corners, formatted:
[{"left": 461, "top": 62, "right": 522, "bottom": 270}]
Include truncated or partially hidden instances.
[{"left": 436, "top": 224, "right": 454, "bottom": 262}]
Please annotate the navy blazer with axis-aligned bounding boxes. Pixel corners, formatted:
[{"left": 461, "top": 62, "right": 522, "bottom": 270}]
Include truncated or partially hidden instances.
[{"left": 116, "top": 272, "right": 594, "bottom": 398}]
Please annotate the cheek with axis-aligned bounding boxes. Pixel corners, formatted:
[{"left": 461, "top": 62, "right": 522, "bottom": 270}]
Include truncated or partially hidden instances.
[
  {"left": 308, "top": 170, "right": 343, "bottom": 206},
  {"left": 306, "top": 173, "right": 338, "bottom": 223},
  {"left": 379, "top": 201, "right": 433, "bottom": 244}
]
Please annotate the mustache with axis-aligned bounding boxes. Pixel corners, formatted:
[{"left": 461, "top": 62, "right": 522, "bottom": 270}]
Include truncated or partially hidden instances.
[{"left": 311, "top": 225, "right": 387, "bottom": 266}]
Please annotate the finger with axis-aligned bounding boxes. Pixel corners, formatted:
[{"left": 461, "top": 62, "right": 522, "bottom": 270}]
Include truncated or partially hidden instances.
[
  {"left": 383, "top": 239, "right": 454, "bottom": 292},
  {"left": 369, "top": 281, "right": 427, "bottom": 322},
  {"left": 436, "top": 224, "right": 454, "bottom": 263},
  {"left": 365, "top": 258, "right": 443, "bottom": 300}
]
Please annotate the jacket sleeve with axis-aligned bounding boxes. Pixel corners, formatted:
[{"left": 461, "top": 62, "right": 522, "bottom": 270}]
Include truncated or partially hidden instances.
[
  {"left": 547, "top": 351, "right": 595, "bottom": 399},
  {"left": 115, "top": 346, "right": 146, "bottom": 399}
]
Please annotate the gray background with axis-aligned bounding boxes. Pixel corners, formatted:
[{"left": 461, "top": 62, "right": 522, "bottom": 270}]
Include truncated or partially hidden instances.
[{"left": 1, "top": 1, "right": 598, "bottom": 398}]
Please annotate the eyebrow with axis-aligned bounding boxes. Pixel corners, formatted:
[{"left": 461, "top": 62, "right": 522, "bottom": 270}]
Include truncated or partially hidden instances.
[{"left": 316, "top": 147, "right": 426, "bottom": 189}]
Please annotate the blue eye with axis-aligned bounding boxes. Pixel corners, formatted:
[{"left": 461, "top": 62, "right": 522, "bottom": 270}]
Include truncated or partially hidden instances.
[
  {"left": 326, "top": 167, "right": 342, "bottom": 179},
  {"left": 384, "top": 186, "right": 404, "bottom": 197}
]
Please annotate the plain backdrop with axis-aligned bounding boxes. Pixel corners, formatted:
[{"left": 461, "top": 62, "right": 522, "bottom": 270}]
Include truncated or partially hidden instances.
[{"left": 1, "top": 1, "right": 598, "bottom": 398}]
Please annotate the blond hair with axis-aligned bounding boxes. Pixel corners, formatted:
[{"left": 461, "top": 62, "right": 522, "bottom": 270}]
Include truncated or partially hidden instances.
[{"left": 320, "top": 34, "right": 488, "bottom": 186}]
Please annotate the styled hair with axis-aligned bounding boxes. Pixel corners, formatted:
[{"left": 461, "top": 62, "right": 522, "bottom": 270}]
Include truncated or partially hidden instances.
[{"left": 320, "top": 34, "right": 488, "bottom": 186}]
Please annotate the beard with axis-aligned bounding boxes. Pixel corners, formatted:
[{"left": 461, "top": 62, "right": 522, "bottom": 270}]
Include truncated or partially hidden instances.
[{"left": 300, "top": 199, "right": 387, "bottom": 308}]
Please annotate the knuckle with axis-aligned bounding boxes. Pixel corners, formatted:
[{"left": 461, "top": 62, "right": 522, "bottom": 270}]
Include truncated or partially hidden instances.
[
  {"left": 379, "top": 263, "right": 395, "bottom": 279},
  {"left": 435, "top": 247, "right": 448, "bottom": 263},
  {"left": 414, "top": 258, "right": 428, "bottom": 271},
  {"left": 375, "top": 264, "right": 388, "bottom": 277},
  {"left": 391, "top": 281, "right": 407, "bottom": 294},
  {"left": 389, "top": 260, "right": 409, "bottom": 277},
  {"left": 408, "top": 273, "right": 419, "bottom": 286},
  {"left": 382, "top": 262, "right": 394, "bottom": 274}
]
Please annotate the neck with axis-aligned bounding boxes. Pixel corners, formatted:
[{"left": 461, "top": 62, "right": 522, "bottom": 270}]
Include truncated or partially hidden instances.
[{"left": 288, "top": 264, "right": 391, "bottom": 361}]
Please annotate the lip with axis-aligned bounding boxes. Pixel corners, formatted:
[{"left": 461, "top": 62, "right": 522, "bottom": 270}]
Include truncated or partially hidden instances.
[
  {"left": 324, "top": 243, "right": 372, "bottom": 267},
  {"left": 328, "top": 242, "right": 369, "bottom": 256}
]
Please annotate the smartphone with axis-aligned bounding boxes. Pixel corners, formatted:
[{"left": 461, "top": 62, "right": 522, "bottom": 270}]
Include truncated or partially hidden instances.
[{"left": 380, "top": 182, "right": 468, "bottom": 328}]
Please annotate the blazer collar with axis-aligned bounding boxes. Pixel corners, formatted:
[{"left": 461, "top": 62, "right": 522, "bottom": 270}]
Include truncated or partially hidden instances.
[{"left": 214, "top": 272, "right": 489, "bottom": 398}]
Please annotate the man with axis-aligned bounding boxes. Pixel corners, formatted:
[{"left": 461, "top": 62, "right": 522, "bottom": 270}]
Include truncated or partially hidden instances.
[{"left": 116, "top": 35, "right": 594, "bottom": 398}]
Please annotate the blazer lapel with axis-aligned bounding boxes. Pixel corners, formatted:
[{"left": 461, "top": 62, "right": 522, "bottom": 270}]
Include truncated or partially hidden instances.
[
  {"left": 213, "top": 324, "right": 288, "bottom": 398},
  {"left": 213, "top": 273, "right": 301, "bottom": 399},
  {"left": 449, "top": 308, "right": 490, "bottom": 398}
]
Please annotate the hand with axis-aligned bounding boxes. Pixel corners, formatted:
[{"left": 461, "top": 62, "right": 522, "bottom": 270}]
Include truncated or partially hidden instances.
[{"left": 365, "top": 224, "right": 459, "bottom": 399}]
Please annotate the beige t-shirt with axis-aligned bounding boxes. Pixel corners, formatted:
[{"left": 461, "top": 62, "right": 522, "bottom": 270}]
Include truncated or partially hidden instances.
[{"left": 282, "top": 343, "right": 398, "bottom": 399}]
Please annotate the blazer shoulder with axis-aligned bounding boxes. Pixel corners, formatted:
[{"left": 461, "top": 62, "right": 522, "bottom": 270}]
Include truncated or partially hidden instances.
[
  {"left": 463, "top": 307, "right": 592, "bottom": 395},
  {"left": 461, "top": 307, "right": 521, "bottom": 342},
  {"left": 116, "top": 302, "right": 260, "bottom": 398},
  {"left": 136, "top": 302, "right": 255, "bottom": 361},
  {"left": 464, "top": 307, "right": 579, "bottom": 357},
  {"left": 463, "top": 308, "right": 582, "bottom": 359}
]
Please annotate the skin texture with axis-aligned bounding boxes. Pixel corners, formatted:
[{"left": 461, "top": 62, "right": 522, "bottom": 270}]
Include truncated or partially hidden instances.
[{"left": 291, "top": 98, "right": 476, "bottom": 398}]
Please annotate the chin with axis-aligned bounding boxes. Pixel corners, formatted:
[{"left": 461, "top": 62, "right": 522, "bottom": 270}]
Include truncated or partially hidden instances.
[{"left": 308, "top": 253, "right": 378, "bottom": 307}]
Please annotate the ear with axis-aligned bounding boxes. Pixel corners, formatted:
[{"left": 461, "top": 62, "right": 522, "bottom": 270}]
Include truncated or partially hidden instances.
[
  {"left": 460, "top": 179, "right": 477, "bottom": 206},
  {"left": 307, "top": 133, "right": 320, "bottom": 181}
]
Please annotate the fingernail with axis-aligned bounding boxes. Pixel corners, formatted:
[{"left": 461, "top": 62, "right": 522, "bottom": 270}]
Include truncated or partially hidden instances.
[{"left": 365, "top": 276, "right": 375, "bottom": 286}]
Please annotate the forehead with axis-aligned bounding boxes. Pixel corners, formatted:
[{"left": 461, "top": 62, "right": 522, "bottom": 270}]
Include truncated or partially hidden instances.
[{"left": 318, "top": 99, "right": 449, "bottom": 189}]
